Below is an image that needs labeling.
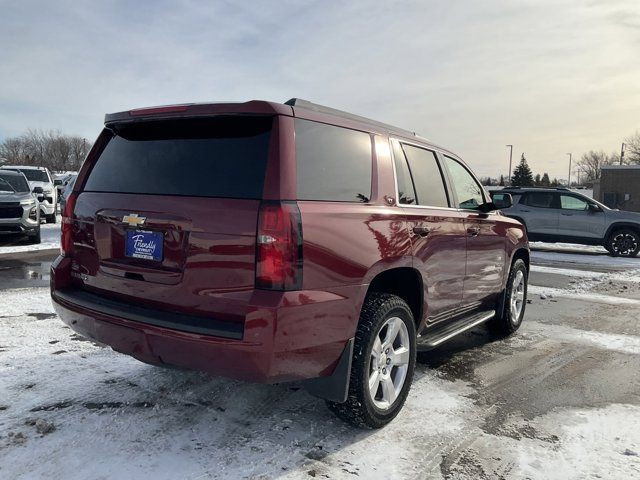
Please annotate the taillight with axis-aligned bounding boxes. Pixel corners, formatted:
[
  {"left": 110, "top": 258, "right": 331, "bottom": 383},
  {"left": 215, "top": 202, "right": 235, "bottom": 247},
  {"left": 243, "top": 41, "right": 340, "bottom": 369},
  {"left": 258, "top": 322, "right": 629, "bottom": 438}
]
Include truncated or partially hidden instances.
[
  {"left": 60, "top": 192, "right": 78, "bottom": 256},
  {"left": 255, "top": 201, "right": 303, "bottom": 291}
]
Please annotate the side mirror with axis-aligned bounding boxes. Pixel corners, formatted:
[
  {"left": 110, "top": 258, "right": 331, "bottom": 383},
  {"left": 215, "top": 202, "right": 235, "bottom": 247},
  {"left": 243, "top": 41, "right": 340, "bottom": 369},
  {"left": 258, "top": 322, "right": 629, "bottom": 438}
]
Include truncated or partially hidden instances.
[
  {"left": 32, "top": 186, "right": 44, "bottom": 194},
  {"left": 478, "top": 201, "right": 499, "bottom": 213},
  {"left": 490, "top": 193, "right": 513, "bottom": 209},
  {"left": 588, "top": 203, "right": 602, "bottom": 213}
]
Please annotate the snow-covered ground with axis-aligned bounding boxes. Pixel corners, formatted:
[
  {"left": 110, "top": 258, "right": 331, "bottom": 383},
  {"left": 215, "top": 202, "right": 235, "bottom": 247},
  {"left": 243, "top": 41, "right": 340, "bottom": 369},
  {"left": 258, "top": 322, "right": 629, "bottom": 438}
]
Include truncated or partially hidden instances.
[
  {"left": 0, "top": 217, "right": 61, "bottom": 255},
  {"left": 2, "top": 283, "right": 638, "bottom": 479}
]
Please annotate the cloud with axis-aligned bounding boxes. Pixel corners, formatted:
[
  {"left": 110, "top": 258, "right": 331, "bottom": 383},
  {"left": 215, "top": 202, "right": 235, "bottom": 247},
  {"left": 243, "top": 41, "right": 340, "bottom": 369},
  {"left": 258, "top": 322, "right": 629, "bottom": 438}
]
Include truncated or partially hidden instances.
[{"left": 1, "top": 0, "right": 638, "bottom": 178}]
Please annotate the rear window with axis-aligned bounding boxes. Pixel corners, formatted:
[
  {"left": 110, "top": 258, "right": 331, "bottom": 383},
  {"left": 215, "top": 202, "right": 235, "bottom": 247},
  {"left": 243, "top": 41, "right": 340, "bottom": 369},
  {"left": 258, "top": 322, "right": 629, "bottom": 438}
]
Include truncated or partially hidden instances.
[
  {"left": 15, "top": 169, "right": 50, "bottom": 183},
  {"left": 295, "top": 119, "right": 372, "bottom": 202},
  {"left": 84, "top": 117, "right": 272, "bottom": 199}
]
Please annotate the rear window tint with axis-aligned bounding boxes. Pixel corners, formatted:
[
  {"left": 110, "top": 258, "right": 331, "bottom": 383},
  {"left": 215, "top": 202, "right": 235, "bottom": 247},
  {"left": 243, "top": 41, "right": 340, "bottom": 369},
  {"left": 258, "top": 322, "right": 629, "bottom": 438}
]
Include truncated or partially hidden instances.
[
  {"left": 295, "top": 119, "right": 372, "bottom": 202},
  {"left": 84, "top": 117, "right": 272, "bottom": 199}
]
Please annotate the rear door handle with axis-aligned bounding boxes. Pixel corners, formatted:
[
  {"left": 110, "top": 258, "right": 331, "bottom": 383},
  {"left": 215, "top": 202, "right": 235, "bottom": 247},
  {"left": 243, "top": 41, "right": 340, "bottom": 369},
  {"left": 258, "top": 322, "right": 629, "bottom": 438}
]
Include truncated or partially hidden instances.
[
  {"left": 467, "top": 226, "right": 480, "bottom": 237},
  {"left": 520, "top": 209, "right": 530, "bottom": 212},
  {"left": 561, "top": 213, "right": 573, "bottom": 216},
  {"left": 412, "top": 225, "right": 431, "bottom": 237}
]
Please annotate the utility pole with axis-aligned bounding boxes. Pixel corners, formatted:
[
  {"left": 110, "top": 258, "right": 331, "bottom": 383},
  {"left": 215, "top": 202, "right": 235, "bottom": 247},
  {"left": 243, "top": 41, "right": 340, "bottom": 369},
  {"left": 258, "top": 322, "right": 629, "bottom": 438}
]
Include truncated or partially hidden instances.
[
  {"left": 620, "top": 143, "right": 625, "bottom": 165},
  {"left": 506, "top": 145, "right": 513, "bottom": 186},
  {"left": 566, "top": 153, "right": 572, "bottom": 187}
]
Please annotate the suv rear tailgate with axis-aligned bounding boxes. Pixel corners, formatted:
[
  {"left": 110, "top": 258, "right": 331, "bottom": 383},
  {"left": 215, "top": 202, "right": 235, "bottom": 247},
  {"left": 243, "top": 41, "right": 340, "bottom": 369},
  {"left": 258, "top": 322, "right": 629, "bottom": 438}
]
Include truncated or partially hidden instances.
[{"left": 66, "top": 115, "right": 273, "bottom": 326}]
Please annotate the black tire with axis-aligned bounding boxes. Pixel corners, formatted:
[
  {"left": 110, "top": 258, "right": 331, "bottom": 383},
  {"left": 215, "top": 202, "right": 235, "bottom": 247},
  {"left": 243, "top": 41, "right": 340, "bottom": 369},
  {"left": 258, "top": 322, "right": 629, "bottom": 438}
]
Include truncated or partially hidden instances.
[
  {"left": 26, "top": 227, "right": 41, "bottom": 245},
  {"left": 327, "top": 293, "right": 417, "bottom": 429},
  {"left": 487, "top": 259, "right": 528, "bottom": 336},
  {"left": 46, "top": 213, "right": 57, "bottom": 224},
  {"left": 606, "top": 229, "right": 640, "bottom": 258}
]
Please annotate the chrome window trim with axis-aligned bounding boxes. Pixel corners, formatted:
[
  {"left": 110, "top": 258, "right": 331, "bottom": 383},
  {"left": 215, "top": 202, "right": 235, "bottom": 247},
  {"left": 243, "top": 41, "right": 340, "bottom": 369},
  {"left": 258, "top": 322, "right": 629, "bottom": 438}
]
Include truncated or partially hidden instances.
[{"left": 389, "top": 137, "right": 458, "bottom": 211}]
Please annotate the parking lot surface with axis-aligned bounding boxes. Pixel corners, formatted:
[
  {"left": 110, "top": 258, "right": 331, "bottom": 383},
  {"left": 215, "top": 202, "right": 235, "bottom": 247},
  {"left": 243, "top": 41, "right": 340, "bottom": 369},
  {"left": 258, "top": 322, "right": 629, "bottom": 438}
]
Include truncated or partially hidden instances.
[{"left": 0, "top": 243, "right": 639, "bottom": 479}]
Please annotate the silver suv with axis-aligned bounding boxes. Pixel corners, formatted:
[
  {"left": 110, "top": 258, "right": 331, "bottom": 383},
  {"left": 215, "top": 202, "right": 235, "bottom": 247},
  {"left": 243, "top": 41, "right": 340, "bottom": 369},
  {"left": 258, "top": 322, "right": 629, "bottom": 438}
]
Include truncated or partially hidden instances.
[
  {"left": 0, "top": 170, "right": 41, "bottom": 243},
  {"left": 0, "top": 166, "right": 58, "bottom": 223},
  {"left": 495, "top": 187, "right": 640, "bottom": 257}
]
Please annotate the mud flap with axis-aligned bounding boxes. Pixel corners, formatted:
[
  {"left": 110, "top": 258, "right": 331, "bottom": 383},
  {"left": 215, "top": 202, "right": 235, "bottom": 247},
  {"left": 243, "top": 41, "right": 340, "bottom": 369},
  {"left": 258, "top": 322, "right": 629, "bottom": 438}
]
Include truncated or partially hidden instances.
[
  {"left": 302, "top": 338, "right": 354, "bottom": 403},
  {"left": 495, "top": 287, "right": 507, "bottom": 321}
]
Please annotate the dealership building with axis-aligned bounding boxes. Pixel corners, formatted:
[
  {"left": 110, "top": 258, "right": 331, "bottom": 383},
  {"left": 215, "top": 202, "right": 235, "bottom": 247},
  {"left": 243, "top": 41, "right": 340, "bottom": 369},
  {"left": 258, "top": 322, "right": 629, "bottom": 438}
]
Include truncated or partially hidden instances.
[{"left": 593, "top": 165, "right": 640, "bottom": 212}]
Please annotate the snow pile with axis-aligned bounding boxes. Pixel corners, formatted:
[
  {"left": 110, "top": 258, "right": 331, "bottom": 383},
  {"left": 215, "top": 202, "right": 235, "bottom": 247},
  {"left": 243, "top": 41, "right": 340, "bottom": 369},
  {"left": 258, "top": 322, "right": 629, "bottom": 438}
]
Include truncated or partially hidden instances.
[
  {"left": 532, "top": 250, "right": 640, "bottom": 268},
  {"left": 514, "top": 404, "right": 640, "bottom": 479},
  {"left": 530, "top": 241, "right": 607, "bottom": 254}
]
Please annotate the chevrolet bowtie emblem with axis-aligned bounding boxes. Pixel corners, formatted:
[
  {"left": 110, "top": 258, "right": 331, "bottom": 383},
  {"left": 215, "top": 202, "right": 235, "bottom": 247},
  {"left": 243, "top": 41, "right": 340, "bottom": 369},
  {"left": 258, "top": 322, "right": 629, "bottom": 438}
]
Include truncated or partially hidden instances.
[{"left": 122, "top": 213, "right": 146, "bottom": 226}]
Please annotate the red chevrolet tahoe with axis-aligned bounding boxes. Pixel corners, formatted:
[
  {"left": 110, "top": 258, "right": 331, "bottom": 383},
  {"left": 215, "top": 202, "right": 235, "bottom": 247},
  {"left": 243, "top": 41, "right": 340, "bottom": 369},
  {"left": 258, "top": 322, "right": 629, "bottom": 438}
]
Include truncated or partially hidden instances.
[{"left": 51, "top": 99, "right": 529, "bottom": 428}]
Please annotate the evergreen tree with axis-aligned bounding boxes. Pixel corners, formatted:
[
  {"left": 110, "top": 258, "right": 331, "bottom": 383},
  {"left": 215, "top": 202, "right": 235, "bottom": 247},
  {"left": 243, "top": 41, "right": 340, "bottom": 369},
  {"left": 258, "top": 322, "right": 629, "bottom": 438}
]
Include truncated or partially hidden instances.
[
  {"left": 511, "top": 154, "right": 534, "bottom": 187},
  {"left": 534, "top": 173, "right": 541, "bottom": 186},
  {"left": 550, "top": 177, "right": 560, "bottom": 187},
  {"left": 499, "top": 174, "right": 505, "bottom": 186},
  {"left": 541, "top": 173, "right": 550, "bottom": 186}
]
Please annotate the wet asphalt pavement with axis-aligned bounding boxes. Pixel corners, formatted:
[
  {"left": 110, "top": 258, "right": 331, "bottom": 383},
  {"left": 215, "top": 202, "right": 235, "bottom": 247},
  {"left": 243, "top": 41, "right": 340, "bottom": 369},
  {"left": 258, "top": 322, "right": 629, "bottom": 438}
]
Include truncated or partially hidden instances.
[{"left": 0, "top": 255, "right": 52, "bottom": 290}]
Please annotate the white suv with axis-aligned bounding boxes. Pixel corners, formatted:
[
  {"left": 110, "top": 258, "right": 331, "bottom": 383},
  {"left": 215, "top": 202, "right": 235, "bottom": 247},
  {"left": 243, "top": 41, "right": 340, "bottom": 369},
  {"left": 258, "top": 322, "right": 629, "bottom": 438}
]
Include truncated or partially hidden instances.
[{"left": 0, "top": 166, "right": 58, "bottom": 223}]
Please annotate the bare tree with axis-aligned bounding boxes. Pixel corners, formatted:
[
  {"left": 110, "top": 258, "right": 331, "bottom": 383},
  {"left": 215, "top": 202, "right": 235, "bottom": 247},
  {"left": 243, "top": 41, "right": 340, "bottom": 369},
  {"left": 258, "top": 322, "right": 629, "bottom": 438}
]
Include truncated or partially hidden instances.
[
  {"left": 0, "top": 129, "right": 92, "bottom": 171},
  {"left": 575, "top": 150, "right": 615, "bottom": 183},
  {"left": 624, "top": 131, "right": 640, "bottom": 164}
]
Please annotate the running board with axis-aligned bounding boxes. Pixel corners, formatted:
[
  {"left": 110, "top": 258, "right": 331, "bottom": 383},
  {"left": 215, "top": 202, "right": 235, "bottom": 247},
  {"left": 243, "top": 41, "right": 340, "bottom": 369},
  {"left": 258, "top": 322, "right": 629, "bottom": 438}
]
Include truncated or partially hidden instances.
[{"left": 418, "top": 310, "right": 495, "bottom": 349}]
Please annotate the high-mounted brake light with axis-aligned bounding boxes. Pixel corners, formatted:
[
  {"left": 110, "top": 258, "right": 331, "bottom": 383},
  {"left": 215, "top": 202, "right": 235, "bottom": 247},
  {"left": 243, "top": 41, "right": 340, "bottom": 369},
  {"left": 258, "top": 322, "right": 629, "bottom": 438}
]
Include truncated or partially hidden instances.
[
  {"left": 60, "top": 192, "right": 78, "bottom": 256},
  {"left": 255, "top": 201, "right": 303, "bottom": 291},
  {"left": 129, "top": 105, "right": 189, "bottom": 116}
]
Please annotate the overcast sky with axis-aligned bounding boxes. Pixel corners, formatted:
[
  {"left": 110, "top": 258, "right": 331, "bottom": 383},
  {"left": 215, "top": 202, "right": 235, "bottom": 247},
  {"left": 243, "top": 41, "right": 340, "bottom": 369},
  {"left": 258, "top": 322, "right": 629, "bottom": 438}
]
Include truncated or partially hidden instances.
[{"left": 1, "top": 0, "right": 639, "bottom": 179}]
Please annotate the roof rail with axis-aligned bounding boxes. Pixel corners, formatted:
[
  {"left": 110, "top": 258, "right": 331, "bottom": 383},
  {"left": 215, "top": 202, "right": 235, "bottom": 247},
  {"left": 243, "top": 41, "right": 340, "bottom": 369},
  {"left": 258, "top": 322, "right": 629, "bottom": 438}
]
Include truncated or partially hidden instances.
[
  {"left": 285, "top": 98, "right": 417, "bottom": 138},
  {"left": 502, "top": 186, "right": 570, "bottom": 191}
]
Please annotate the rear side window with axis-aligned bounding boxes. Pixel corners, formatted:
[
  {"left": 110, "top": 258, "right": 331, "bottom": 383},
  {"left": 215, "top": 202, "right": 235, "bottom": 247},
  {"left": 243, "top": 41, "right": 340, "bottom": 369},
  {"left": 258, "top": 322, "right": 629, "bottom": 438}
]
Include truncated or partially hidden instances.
[
  {"left": 295, "top": 119, "right": 372, "bottom": 202},
  {"left": 392, "top": 141, "right": 416, "bottom": 205},
  {"left": 401, "top": 145, "right": 449, "bottom": 208},
  {"left": 84, "top": 117, "right": 272, "bottom": 199},
  {"left": 523, "top": 192, "right": 555, "bottom": 208}
]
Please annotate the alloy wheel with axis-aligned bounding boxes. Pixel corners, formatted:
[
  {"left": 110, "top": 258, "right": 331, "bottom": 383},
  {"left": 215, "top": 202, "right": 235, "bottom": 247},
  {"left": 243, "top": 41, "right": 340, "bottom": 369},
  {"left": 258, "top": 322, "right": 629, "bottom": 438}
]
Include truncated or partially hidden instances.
[
  {"left": 612, "top": 232, "right": 639, "bottom": 256},
  {"left": 510, "top": 270, "right": 525, "bottom": 323},
  {"left": 368, "top": 316, "right": 411, "bottom": 410}
]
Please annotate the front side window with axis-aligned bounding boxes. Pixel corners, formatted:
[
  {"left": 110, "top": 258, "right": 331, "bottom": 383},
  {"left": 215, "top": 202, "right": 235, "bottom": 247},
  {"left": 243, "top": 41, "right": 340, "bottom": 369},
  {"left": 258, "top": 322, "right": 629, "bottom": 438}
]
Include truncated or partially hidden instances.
[
  {"left": 443, "top": 156, "right": 484, "bottom": 210},
  {"left": 295, "top": 119, "right": 372, "bottom": 202},
  {"left": 523, "top": 192, "right": 555, "bottom": 208},
  {"left": 560, "top": 194, "right": 588, "bottom": 211},
  {"left": 401, "top": 145, "right": 449, "bottom": 208}
]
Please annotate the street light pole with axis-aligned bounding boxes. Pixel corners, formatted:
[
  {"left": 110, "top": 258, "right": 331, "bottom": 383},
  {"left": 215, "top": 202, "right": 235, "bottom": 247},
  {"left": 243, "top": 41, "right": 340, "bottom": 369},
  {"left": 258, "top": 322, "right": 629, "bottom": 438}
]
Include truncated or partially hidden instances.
[
  {"left": 566, "top": 153, "right": 572, "bottom": 186},
  {"left": 620, "top": 143, "right": 625, "bottom": 165},
  {"left": 506, "top": 145, "right": 513, "bottom": 186}
]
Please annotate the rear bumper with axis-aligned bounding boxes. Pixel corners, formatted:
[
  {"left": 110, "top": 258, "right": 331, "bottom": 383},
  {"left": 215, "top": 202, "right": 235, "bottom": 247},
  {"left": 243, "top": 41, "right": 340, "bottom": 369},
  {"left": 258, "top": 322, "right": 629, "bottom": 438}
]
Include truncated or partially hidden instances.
[{"left": 51, "top": 257, "right": 361, "bottom": 384}]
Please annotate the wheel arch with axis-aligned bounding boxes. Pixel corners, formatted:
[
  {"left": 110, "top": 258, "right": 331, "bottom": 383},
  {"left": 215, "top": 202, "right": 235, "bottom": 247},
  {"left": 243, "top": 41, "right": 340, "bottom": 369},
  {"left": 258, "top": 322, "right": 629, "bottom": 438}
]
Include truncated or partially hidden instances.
[
  {"left": 604, "top": 222, "right": 640, "bottom": 242},
  {"left": 511, "top": 247, "right": 530, "bottom": 272},
  {"left": 364, "top": 267, "right": 423, "bottom": 328}
]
